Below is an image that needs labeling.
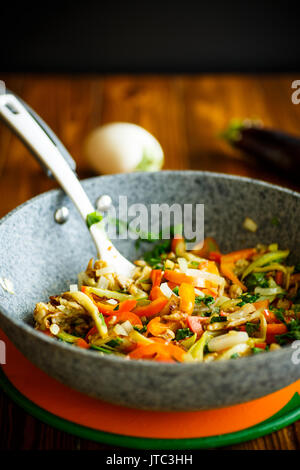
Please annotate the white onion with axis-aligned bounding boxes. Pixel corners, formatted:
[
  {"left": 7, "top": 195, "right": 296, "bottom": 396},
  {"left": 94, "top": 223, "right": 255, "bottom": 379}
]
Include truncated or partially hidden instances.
[
  {"left": 106, "top": 298, "right": 118, "bottom": 305},
  {"left": 69, "top": 284, "right": 78, "bottom": 292},
  {"left": 97, "top": 276, "right": 110, "bottom": 289},
  {"left": 121, "top": 320, "right": 134, "bottom": 334},
  {"left": 95, "top": 267, "right": 114, "bottom": 276},
  {"left": 0, "top": 277, "right": 15, "bottom": 294},
  {"left": 208, "top": 331, "right": 249, "bottom": 352},
  {"left": 50, "top": 324, "right": 60, "bottom": 335},
  {"left": 113, "top": 324, "right": 128, "bottom": 336},
  {"left": 178, "top": 257, "right": 188, "bottom": 272},
  {"left": 160, "top": 282, "right": 174, "bottom": 298},
  {"left": 84, "top": 123, "right": 164, "bottom": 174},
  {"left": 243, "top": 217, "right": 258, "bottom": 232},
  {"left": 187, "top": 269, "right": 224, "bottom": 286},
  {"left": 194, "top": 288, "right": 205, "bottom": 297}
]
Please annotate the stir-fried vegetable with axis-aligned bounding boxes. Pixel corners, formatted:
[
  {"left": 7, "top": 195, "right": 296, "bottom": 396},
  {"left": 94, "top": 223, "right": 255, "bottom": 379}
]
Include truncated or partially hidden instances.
[{"left": 33, "top": 235, "right": 299, "bottom": 362}]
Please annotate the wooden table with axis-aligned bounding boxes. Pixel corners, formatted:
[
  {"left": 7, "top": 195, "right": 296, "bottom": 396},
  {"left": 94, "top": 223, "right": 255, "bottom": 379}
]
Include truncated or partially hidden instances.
[{"left": 1, "top": 74, "right": 300, "bottom": 450}]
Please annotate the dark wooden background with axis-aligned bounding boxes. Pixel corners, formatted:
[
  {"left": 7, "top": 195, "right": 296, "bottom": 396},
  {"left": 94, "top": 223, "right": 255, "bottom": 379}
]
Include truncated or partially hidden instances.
[{"left": 1, "top": 74, "right": 300, "bottom": 450}]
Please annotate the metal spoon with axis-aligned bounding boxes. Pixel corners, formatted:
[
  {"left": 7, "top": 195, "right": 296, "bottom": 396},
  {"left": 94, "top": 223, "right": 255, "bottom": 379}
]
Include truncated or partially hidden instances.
[{"left": 0, "top": 89, "right": 135, "bottom": 278}]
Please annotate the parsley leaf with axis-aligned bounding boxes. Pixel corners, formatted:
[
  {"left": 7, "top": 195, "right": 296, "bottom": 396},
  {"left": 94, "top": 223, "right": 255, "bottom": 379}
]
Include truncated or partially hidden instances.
[
  {"left": 276, "top": 318, "right": 300, "bottom": 345},
  {"left": 244, "top": 272, "right": 268, "bottom": 291},
  {"left": 246, "top": 321, "right": 260, "bottom": 336},
  {"left": 133, "top": 325, "right": 147, "bottom": 333},
  {"left": 210, "top": 315, "right": 227, "bottom": 323},
  {"left": 86, "top": 211, "right": 103, "bottom": 228},
  {"left": 175, "top": 328, "right": 193, "bottom": 341},
  {"left": 230, "top": 353, "right": 239, "bottom": 359},
  {"left": 252, "top": 347, "right": 264, "bottom": 354},
  {"left": 237, "top": 293, "right": 259, "bottom": 307},
  {"left": 143, "top": 240, "right": 171, "bottom": 268},
  {"left": 195, "top": 295, "right": 214, "bottom": 306}
]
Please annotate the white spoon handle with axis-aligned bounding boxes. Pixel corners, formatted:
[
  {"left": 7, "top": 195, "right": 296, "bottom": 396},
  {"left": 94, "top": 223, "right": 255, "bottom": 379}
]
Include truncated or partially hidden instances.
[
  {"left": 0, "top": 92, "right": 134, "bottom": 277},
  {"left": 0, "top": 92, "right": 94, "bottom": 220}
]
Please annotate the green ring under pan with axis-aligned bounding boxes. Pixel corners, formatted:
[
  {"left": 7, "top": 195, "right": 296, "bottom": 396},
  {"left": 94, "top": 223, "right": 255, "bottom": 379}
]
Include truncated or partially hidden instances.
[{"left": 1, "top": 367, "right": 300, "bottom": 449}]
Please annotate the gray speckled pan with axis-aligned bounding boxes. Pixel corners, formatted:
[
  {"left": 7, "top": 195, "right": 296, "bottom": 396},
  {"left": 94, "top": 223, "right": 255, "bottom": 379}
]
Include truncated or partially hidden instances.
[{"left": 0, "top": 171, "right": 300, "bottom": 411}]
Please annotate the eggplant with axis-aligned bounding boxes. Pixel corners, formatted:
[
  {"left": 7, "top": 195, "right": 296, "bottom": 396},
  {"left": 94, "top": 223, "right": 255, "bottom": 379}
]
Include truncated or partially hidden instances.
[{"left": 222, "top": 119, "right": 300, "bottom": 178}]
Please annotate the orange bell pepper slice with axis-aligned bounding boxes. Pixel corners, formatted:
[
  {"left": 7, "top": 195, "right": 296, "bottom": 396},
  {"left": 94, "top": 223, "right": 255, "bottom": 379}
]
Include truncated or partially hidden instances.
[
  {"left": 164, "top": 270, "right": 196, "bottom": 286},
  {"left": 129, "top": 342, "right": 185, "bottom": 362},
  {"left": 151, "top": 269, "right": 163, "bottom": 287},
  {"left": 150, "top": 286, "right": 167, "bottom": 300},
  {"left": 255, "top": 342, "right": 267, "bottom": 350},
  {"left": 107, "top": 311, "right": 143, "bottom": 327},
  {"left": 118, "top": 299, "right": 137, "bottom": 312},
  {"left": 133, "top": 297, "right": 168, "bottom": 317},
  {"left": 275, "top": 271, "right": 283, "bottom": 286},
  {"left": 266, "top": 323, "right": 288, "bottom": 344},
  {"left": 76, "top": 338, "right": 90, "bottom": 349},
  {"left": 171, "top": 235, "right": 186, "bottom": 255},
  {"left": 150, "top": 269, "right": 164, "bottom": 299},
  {"left": 191, "top": 237, "right": 220, "bottom": 258},
  {"left": 220, "top": 248, "right": 256, "bottom": 292},
  {"left": 220, "top": 261, "right": 247, "bottom": 291},
  {"left": 209, "top": 251, "right": 222, "bottom": 263},
  {"left": 147, "top": 316, "right": 169, "bottom": 336},
  {"left": 179, "top": 282, "right": 195, "bottom": 315},
  {"left": 253, "top": 299, "right": 269, "bottom": 310}
]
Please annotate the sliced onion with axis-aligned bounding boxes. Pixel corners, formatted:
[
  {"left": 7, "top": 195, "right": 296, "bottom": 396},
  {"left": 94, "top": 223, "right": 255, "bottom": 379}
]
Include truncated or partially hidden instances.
[
  {"left": 50, "top": 324, "right": 60, "bottom": 335},
  {"left": 254, "top": 286, "right": 284, "bottom": 296},
  {"left": 160, "top": 282, "right": 174, "bottom": 298},
  {"left": 187, "top": 269, "right": 224, "bottom": 286},
  {"left": 113, "top": 324, "right": 128, "bottom": 336},
  {"left": 95, "top": 266, "right": 114, "bottom": 276},
  {"left": 97, "top": 276, "right": 109, "bottom": 289},
  {"left": 208, "top": 331, "right": 249, "bottom": 352},
  {"left": 178, "top": 257, "right": 188, "bottom": 272},
  {"left": 194, "top": 288, "right": 205, "bottom": 297},
  {"left": 106, "top": 298, "right": 118, "bottom": 305},
  {"left": 69, "top": 284, "right": 78, "bottom": 292},
  {"left": 121, "top": 320, "right": 134, "bottom": 334}
]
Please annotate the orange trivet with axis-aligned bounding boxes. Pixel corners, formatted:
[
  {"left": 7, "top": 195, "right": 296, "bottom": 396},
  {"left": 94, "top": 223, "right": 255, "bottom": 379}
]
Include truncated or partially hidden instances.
[{"left": 1, "top": 329, "right": 300, "bottom": 449}]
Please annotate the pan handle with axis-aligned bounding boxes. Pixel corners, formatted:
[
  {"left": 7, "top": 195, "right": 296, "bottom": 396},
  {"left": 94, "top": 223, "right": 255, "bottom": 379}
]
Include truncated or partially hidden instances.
[{"left": 0, "top": 91, "right": 94, "bottom": 220}]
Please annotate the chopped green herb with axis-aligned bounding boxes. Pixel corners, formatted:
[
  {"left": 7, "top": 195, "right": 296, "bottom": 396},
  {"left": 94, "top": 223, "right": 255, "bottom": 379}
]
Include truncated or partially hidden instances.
[
  {"left": 143, "top": 240, "right": 171, "bottom": 268},
  {"left": 107, "top": 338, "right": 123, "bottom": 348},
  {"left": 252, "top": 347, "right": 264, "bottom": 354},
  {"left": 273, "top": 308, "right": 286, "bottom": 324},
  {"left": 90, "top": 344, "right": 114, "bottom": 354},
  {"left": 210, "top": 315, "right": 227, "bottom": 323},
  {"left": 190, "top": 261, "right": 199, "bottom": 268},
  {"left": 173, "top": 286, "right": 179, "bottom": 295},
  {"left": 195, "top": 295, "right": 214, "bottom": 306},
  {"left": 113, "top": 304, "right": 120, "bottom": 311},
  {"left": 230, "top": 353, "right": 239, "bottom": 359},
  {"left": 86, "top": 211, "right": 103, "bottom": 229},
  {"left": 244, "top": 272, "right": 268, "bottom": 291},
  {"left": 133, "top": 325, "right": 147, "bottom": 333},
  {"left": 176, "top": 328, "right": 193, "bottom": 341},
  {"left": 246, "top": 321, "right": 260, "bottom": 336},
  {"left": 276, "top": 318, "right": 300, "bottom": 345},
  {"left": 237, "top": 293, "right": 259, "bottom": 307}
]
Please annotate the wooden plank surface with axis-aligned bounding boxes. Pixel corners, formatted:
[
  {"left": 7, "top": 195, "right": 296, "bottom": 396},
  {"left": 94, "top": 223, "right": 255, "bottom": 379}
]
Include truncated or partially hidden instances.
[{"left": 0, "top": 74, "right": 300, "bottom": 450}]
